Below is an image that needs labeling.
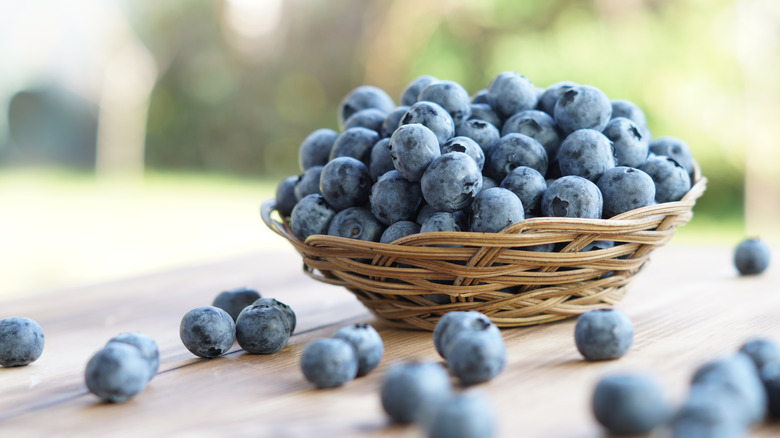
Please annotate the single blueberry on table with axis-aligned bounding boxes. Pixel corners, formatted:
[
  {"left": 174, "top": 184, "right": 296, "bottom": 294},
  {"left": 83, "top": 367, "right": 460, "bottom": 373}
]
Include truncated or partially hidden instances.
[
  {"left": 179, "top": 306, "right": 236, "bottom": 359},
  {"left": 486, "top": 71, "right": 539, "bottom": 119},
  {"left": 332, "top": 323, "right": 384, "bottom": 377},
  {"left": 235, "top": 304, "right": 290, "bottom": 354},
  {"left": 212, "top": 286, "right": 262, "bottom": 322},
  {"left": 610, "top": 99, "right": 650, "bottom": 140},
  {"left": 446, "top": 329, "right": 507, "bottom": 386},
  {"left": 541, "top": 175, "right": 603, "bottom": 219},
  {"left": 501, "top": 109, "right": 562, "bottom": 161},
  {"left": 293, "top": 165, "right": 324, "bottom": 201},
  {"left": 733, "top": 238, "right": 771, "bottom": 276},
  {"left": 426, "top": 392, "right": 495, "bottom": 438},
  {"left": 739, "top": 337, "right": 780, "bottom": 369},
  {"left": 691, "top": 353, "right": 767, "bottom": 426},
  {"left": 602, "top": 117, "right": 649, "bottom": 168},
  {"left": 441, "top": 136, "right": 485, "bottom": 171},
  {"left": 369, "top": 138, "right": 395, "bottom": 181},
  {"left": 421, "top": 152, "right": 483, "bottom": 212},
  {"left": 591, "top": 373, "right": 670, "bottom": 436},
  {"left": 433, "top": 310, "right": 500, "bottom": 360},
  {"left": 343, "top": 108, "right": 387, "bottom": 133},
  {"left": 0, "top": 316, "right": 45, "bottom": 367},
  {"left": 537, "top": 80, "right": 577, "bottom": 116},
  {"left": 456, "top": 118, "right": 501, "bottom": 155},
  {"left": 649, "top": 136, "right": 696, "bottom": 179},
  {"left": 556, "top": 129, "right": 615, "bottom": 183},
  {"left": 500, "top": 166, "right": 547, "bottom": 217},
  {"left": 327, "top": 206, "right": 385, "bottom": 242},
  {"left": 418, "top": 80, "right": 472, "bottom": 126},
  {"left": 401, "top": 75, "right": 438, "bottom": 107},
  {"left": 380, "top": 220, "right": 421, "bottom": 244},
  {"left": 290, "top": 193, "right": 337, "bottom": 240},
  {"left": 107, "top": 332, "right": 160, "bottom": 382},
  {"left": 597, "top": 166, "right": 656, "bottom": 218},
  {"left": 467, "top": 104, "right": 502, "bottom": 130},
  {"left": 400, "top": 101, "right": 456, "bottom": 146},
  {"left": 553, "top": 84, "right": 612, "bottom": 134},
  {"left": 380, "top": 361, "right": 452, "bottom": 424},
  {"left": 470, "top": 187, "right": 525, "bottom": 233},
  {"left": 639, "top": 155, "right": 692, "bottom": 203},
  {"left": 275, "top": 175, "right": 299, "bottom": 218},
  {"left": 381, "top": 106, "right": 410, "bottom": 139},
  {"left": 338, "top": 85, "right": 395, "bottom": 129},
  {"left": 485, "top": 133, "right": 548, "bottom": 183},
  {"left": 252, "top": 297, "right": 297, "bottom": 335},
  {"left": 370, "top": 170, "right": 423, "bottom": 225},
  {"left": 300, "top": 338, "right": 358, "bottom": 388},
  {"left": 421, "top": 212, "right": 462, "bottom": 233},
  {"left": 671, "top": 383, "right": 749, "bottom": 438},
  {"left": 299, "top": 128, "right": 338, "bottom": 171},
  {"left": 574, "top": 308, "right": 634, "bottom": 361},
  {"left": 85, "top": 342, "right": 149, "bottom": 402},
  {"left": 388, "top": 123, "right": 442, "bottom": 182},
  {"left": 328, "top": 127, "right": 380, "bottom": 165},
  {"left": 319, "top": 156, "right": 372, "bottom": 211}
]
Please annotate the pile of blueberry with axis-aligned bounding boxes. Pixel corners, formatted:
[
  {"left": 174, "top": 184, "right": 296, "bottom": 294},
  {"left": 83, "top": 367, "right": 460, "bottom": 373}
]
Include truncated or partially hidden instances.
[
  {"left": 276, "top": 72, "right": 698, "bottom": 243},
  {"left": 591, "top": 337, "right": 780, "bottom": 437},
  {"left": 179, "top": 286, "right": 296, "bottom": 358},
  {"left": 300, "top": 322, "right": 384, "bottom": 388},
  {"left": 85, "top": 332, "right": 160, "bottom": 403}
]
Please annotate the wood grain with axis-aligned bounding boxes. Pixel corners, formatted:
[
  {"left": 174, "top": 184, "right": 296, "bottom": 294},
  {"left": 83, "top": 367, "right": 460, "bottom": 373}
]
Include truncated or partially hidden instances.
[{"left": 0, "top": 244, "right": 779, "bottom": 437}]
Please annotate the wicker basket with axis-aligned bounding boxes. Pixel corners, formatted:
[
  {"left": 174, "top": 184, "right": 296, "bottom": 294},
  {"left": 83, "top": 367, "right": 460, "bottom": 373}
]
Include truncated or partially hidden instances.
[{"left": 261, "top": 176, "right": 707, "bottom": 330}]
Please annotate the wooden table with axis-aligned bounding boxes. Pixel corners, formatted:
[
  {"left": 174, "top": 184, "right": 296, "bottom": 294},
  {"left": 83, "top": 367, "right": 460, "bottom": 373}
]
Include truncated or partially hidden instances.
[{"left": 1, "top": 244, "right": 778, "bottom": 437}]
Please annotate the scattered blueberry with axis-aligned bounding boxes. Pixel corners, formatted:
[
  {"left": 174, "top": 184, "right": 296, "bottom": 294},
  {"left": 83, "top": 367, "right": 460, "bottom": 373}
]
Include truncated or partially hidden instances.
[
  {"left": 446, "top": 329, "right": 507, "bottom": 385},
  {"left": 107, "top": 332, "right": 160, "bottom": 381},
  {"left": 426, "top": 392, "right": 495, "bottom": 438},
  {"left": 591, "top": 373, "right": 670, "bottom": 435},
  {"left": 574, "top": 308, "right": 633, "bottom": 361},
  {"left": 734, "top": 238, "right": 771, "bottom": 276},
  {"left": 691, "top": 353, "right": 767, "bottom": 426},
  {"left": 85, "top": 342, "right": 149, "bottom": 403},
  {"left": 332, "top": 323, "right": 384, "bottom": 377},
  {"left": 671, "top": 382, "right": 748, "bottom": 438},
  {"left": 0, "top": 316, "right": 45, "bottom": 367},
  {"left": 380, "top": 361, "right": 452, "bottom": 423},
  {"left": 433, "top": 310, "right": 499, "bottom": 359},
  {"left": 252, "top": 297, "right": 297, "bottom": 335},
  {"left": 760, "top": 361, "right": 780, "bottom": 418},
  {"left": 300, "top": 338, "right": 358, "bottom": 388},
  {"left": 212, "top": 286, "right": 262, "bottom": 322},
  {"left": 739, "top": 337, "right": 780, "bottom": 369},
  {"left": 179, "top": 306, "right": 236, "bottom": 359},
  {"left": 235, "top": 304, "right": 290, "bottom": 354}
]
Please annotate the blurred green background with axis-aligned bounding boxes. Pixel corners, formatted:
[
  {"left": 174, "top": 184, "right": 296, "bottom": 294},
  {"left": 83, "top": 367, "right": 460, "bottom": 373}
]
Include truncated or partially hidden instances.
[{"left": 1, "top": 0, "right": 778, "bottom": 297}]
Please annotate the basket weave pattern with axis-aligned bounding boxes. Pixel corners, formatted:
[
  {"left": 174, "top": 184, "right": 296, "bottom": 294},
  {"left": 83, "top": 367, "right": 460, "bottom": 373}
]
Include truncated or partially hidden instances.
[{"left": 262, "top": 178, "right": 706, "bottom": 330}]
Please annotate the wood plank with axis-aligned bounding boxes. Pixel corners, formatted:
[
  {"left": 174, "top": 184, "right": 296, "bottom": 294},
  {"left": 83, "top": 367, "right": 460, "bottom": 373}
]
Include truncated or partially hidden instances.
[{"left": 0, "top": 244, "right": 779, "bottom": 437}]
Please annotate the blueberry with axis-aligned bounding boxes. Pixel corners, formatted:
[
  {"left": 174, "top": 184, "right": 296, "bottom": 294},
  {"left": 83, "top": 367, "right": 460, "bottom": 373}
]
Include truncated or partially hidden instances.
[
  {"left": 179, "top": 306, "right": 236, "bottom": 359},
  {"left": 611, "top": 99, "right": 650, "bottom": 139},
  {"left": 574, "top": 308, "right": 633, "bottom": 361},
  {"left": 500, "top": 166, "right": 547, "bottom": 216},
  {"left": 293, "top": 165, "right": 324, "bottom": 201},
  {"left": 691, "top": 354, "right": 767, "bottom": 425},
  {"left": 541, "top": 175, "right": 603, "bottom": 219},
  {"left": 470, "top": 187, "right": 525, "bottom": 233},
  {"left": 433, "top": 310, "right": 500, "bottom": 359},
  {"left": 328, "top": 127, "right": 380, "bottom": 165},
  {"left": 471, "top": 88, "right": 489, "bottom": 104},
  {"left": 299, "top": 128, "right": 338, "bottom": 171},
  {"left": 456, "top": 119, "right": 501, "bottom": 155},
  {"left": 332, "top": 323, "right": 384, "bottom": 377},
  {"left": 0, "top": 316, "right": 45, "bottom": 367},
  {"left": 739, "top": 338, "right": 780, "bottom": 370},
  {"left": 381, "top": 106, "right": 411, "bottom": 139},
  {"left": 597, "top": 166, "right": 656, "bottom": 217},
  {"left": 553, "top": 85, "right": 612, "bottom": 134},
  {"left": 343, "top": 108, "right": 387, "bottom": 133},
  {"left": 649, "top": 136, "right": 696, "bottom": 179},
  {"left": 107, "top": 333, "right": 160, "bottom": 381},
  {"left": 467, "top": 104, "right": 502, "bottom": 129},
  {"left": 557, "top": 129, "right": 615, "bottom": 182},
  {"left": 380, "top": 220, "right": 421, "bottom": 243},
  {"left": 486, "top": 71, "right": 538, "bottom": 119},
  {"left": 537, "top": 80, "right": 577, "bottom": 116},
  {"left": 602, "top": 117, "right": 649, "bottom": 168},
  {"left": 481, "top": 176, "right": 498, "bottom": 191},
  {"left": 328, "top": 207, "right": 385, "bottom": 242},
  {"left": 235, "top": 304, "right": 290, "bottom": 354},
  {"left": 421, "top": 212, "right": 462, "bottom": 233},
  {"left": 734, "top": 238, "right": 771, "bottom": 276},
  {"left": 671, "top": 383, "right": 749, "bottom": 438},
  {"left": 388, "top": 123, "right": 441, "bottom": 182},
  {"left": 290, "top": 193, "right": 337, "bottom": 240},
  {"left": 421, "top": 152, "right": 483, "bottom": 212},
  {"left": 760, "top": 362, "right": 780, "bottom": 418},
  {"left": 401, "top": 75, "right": 438, "bottom": 106},
  {"left": 85, "top": 342, "right": 149, "bottom": 403},
  {"left": 370, "top": 170, "right": 423, "bottom": 225},
  {"left": 212, "top": 286, "right": 262, "bottom": 322},
  {"left": 591, "top": 373, "right": 670, "bottom": 435},
  {"left": 252, "top": 297, "right": 296, "bottom": 335},
  {"left": 400, "top": 101, "right": 455, "bottom": 146},
  {"left": 501, "top": 110, "right": 562, "bottom": 160},
  {"left": 441, "top": 136, "right": 485, "bottom": 171},
  {"left": 339, "top": 85, "right": 395, "bottom": 129},
  {"left": 639, "top": 155, "right": 691, "bottom": 203},
  {"left": 300, "top": 338, "right": 358, "bottom": 388},
  {"left": 416, "top": 203, "right": 437, "bottom": 226},
  {"left": 418, "top": 80, "right": 472, "bottom": 126},
  {"left": 426, "top": 392, "right": 495, "bottom": 438},
  {"left": 275, "top": 175, "right": 299, "bottom": 218},
  {"left": 486, "top": 133, "right": 548, "bottom": 182},
  {"left": 369, "top": 138, "right": 395, "bottom": 181},
  {"left": 446, "top": 329, "right": 507, "bottom": 386},
  {"left": 380, "top": 361, "right": 452, "bottom": 424},
  {"left": 319, "top": 156, "right": 372, "bottom": 211}
]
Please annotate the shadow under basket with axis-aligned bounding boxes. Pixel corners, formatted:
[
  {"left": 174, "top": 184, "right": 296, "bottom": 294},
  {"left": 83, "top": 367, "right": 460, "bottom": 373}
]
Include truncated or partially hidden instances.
[{"left": 261, "top": 177, "right": 707, "bottom": 331}]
